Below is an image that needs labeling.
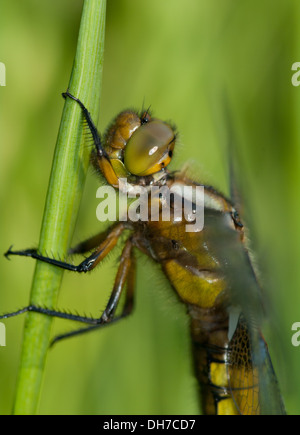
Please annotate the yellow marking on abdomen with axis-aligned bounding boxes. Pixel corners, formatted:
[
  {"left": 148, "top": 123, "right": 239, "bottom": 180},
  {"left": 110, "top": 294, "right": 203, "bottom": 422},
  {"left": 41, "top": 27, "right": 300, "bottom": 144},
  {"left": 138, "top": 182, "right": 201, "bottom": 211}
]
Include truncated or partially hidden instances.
[
  {"left": 210, "top": 362, "right": 228, "bottom": 388},
  {"left": 218, "top": 398, "right": 240, "bottom": 415},
  {"left": 164, "top": 260, "right": 225, "bottom": 308}
]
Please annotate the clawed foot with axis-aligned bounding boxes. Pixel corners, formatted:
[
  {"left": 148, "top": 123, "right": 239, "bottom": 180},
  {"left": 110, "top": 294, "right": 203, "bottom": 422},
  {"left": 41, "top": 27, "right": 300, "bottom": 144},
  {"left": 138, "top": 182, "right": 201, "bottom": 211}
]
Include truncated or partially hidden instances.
[
  {"left": 4, "top": 246, "right": 36, "bottom": 260},
  {"left": 62, "top": 90, "right": 83, "bottom": 106},
  {"left": 4, "top": 245, "right": 14, "bottom": 259}
]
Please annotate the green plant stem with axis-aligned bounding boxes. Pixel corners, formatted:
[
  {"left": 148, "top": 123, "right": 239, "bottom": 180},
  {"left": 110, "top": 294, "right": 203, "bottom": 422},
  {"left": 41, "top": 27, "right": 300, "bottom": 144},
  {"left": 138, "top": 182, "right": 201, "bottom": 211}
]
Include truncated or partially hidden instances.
[{"left": 13, "top": 0, "right": 106, "bottom": 415}]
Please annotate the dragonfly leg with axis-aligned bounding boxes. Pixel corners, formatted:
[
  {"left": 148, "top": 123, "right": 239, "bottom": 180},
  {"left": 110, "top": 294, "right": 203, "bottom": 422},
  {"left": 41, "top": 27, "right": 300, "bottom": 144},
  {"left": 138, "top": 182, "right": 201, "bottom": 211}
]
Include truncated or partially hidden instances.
[
  {"left": 62, "top": 91, "right": 105, "bottom": 158},
  {"left": 4, "top": 223, "right": 126, "bottom": 273},
  {"left": 51, "top": 238, "right": 136, "bottom": 345},
  {"left": 0, "top": 223, "right": 129, "bottom": 324},
  {"left": 0, "top": 306, "right": 98, "bottom": 324},
  {"left": 69, "top": 226, "right": 123, "bottom": 256},
  {"left": 63, "top": 91, "right": 120, "bottom": 186}
]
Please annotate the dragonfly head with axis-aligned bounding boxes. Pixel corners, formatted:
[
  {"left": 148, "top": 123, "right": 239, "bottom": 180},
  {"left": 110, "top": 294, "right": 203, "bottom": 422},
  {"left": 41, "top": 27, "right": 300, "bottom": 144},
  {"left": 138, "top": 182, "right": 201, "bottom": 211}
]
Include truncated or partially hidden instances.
[{"left": 94, "top": 109, "right": 176, "bottom": 188}]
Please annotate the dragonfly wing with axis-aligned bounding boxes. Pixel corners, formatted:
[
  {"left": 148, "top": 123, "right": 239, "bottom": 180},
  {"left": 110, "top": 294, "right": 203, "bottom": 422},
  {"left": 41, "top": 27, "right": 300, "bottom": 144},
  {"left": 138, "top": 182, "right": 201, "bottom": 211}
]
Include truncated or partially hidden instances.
[
  {"left": 204, "top": 210, "right": 286, "bottom": 415},
  {"left": 253, "top": 331, "right": 286, "bottom": 415},
  {"left": 204, "top": 210, "right": 264, "bottom": 327},
  {"left": 227, "top": 316, "right": 260, "bottom": 415},
  {"left": 227, "top": 316, "right": 286, "bottom": 415}
]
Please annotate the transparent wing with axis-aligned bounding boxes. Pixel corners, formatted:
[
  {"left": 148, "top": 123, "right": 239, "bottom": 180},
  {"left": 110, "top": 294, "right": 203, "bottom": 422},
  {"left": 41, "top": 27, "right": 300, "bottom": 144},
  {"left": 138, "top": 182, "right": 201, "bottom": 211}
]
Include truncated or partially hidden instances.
[
  {"left": 227, "top": 316, "right": 260, "bottom": 415},
  {"left": 203, "top": 209, "right": 286, "bottom": 415}
]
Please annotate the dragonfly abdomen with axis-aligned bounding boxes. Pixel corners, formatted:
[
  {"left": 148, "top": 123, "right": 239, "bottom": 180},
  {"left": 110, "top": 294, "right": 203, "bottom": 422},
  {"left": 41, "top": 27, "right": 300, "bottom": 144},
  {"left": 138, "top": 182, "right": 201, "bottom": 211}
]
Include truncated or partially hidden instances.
[{"left": 188, "top": 305, "right": 240, "bottom": 415}]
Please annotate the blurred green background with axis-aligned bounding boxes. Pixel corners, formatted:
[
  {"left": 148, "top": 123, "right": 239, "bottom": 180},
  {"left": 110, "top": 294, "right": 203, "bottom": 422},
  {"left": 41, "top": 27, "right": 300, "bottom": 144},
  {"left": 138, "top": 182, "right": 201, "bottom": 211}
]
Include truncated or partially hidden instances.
[{"left": 0, "top": 0, "right": 299, "bottom": 415}]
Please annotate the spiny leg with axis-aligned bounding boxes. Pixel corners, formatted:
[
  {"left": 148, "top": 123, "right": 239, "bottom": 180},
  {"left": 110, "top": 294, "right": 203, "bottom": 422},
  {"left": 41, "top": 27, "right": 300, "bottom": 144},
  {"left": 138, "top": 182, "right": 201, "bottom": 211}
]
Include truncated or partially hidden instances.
[
  {"left": 51, "top": 239, "right": 136, "bottom": 345},
  {"left": 63, "top": 91, "right": 119, "bottom": 186},
  {"left": 0, "top": 306, "right": 97, "bottom": 324},
  {"left": 1, "top": 223, "right": 127, "bottom": 324},
  {"left": 4, "top": 223, "right": 126, "bottom": 273},
  {"left": 69, "top": 227, "right": 117, "bottom": 256},
  {"left": 101, "top": 238, "right": 135, "bottom": 320},
  {"left": 62, "top": 91, "right": 106, "bottom": 158}
]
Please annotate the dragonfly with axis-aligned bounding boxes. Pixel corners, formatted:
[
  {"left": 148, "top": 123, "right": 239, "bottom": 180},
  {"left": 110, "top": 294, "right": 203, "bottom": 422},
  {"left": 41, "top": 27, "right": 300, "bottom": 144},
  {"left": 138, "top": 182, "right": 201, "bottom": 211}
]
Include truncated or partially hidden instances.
[{"left": 1, "top": 91, "right": 286, "bottom": 415}]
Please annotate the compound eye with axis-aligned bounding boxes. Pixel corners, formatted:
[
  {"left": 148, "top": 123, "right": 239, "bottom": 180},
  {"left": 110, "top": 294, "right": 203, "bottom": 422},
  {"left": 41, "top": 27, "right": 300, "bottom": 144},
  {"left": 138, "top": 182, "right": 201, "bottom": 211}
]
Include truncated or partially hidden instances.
[{"left": 124, "top": 120, "right": 175, "bottom": 176}]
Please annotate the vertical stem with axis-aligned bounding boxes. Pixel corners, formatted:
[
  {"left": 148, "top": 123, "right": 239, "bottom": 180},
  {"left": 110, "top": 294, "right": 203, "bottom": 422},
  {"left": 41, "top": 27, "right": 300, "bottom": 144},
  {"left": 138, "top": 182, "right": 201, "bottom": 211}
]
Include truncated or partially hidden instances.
[{"left": 13, "top": 0, "right": 107, "bottom": 415}]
